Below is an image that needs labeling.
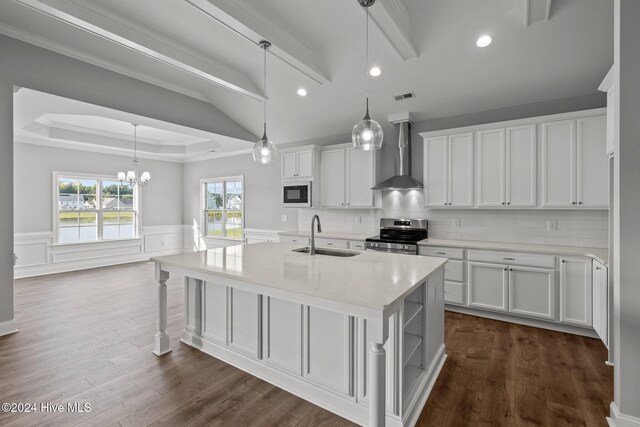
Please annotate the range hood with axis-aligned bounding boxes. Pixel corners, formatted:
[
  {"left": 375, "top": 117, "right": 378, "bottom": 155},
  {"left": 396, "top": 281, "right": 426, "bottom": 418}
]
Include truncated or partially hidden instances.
[{"left": 372, "top": 120, "right": 423, "bottom": 190}]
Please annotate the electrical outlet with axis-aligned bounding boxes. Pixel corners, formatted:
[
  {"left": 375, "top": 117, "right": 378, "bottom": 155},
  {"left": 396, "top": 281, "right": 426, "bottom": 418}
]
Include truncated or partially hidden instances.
[
  {"left": 547, "top": 220, "right": 557, "bottom": 231},
  {"left": 281, "top": 214, "right": 288, "bottom": 222},
  {"left": 452, "top": 218, "right": 460, "bottom": 228},
  {"left": 355, "top": 216, "right": 361, "bottom": 224}
]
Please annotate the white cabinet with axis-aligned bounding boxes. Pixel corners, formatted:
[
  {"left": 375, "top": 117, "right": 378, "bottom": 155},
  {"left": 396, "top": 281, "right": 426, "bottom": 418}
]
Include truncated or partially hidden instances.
[
  {"left": 282, "top": 149, "right": 314, "bottom": 180},
  {"left": 477, "top": 125, "right": 536, "bottom": 207},
  {"left": 509, "top": 266, "right": 556, "bottom": 320},
  {"left": 468, "top": 262, "right": 509, "bottom": 312},
  {"left": 559, "top": 257, "right": 592, "bottom": 327},
  {"left": 542, "top": 116, "right": 607, "bottom": 208},
  {"left": 424, "top": 133, "right": 473, "bottom": 207},
  {"left": 320, "top": 146, "right": 376, "bottom": 208},
  {"left": 228, "top": 288, "right": 261, "bottom": 358},
  {"left": 420, "top": 246, "right": 467, "bottom": 305},
  {"left": 592, "top": 260, "right": 609, "bottom": 346}
]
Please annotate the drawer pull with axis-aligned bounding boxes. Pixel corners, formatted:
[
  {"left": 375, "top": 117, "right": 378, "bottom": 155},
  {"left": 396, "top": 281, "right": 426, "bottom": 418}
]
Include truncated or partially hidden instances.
[
  {"left": 327, "top": 243, "right": 333, "bottom": 246},
  {"left": 435, "top": 251, "right": 446, "bottom": 255},
  {"left": 503, "top": 257, "right": 515, "bottom": 261},
  {"left": 596, "top": 266, "right": 601, "bottom": 270}
]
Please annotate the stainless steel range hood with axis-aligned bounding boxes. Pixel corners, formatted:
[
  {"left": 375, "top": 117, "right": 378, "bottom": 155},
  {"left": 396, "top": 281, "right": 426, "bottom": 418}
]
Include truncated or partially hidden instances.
[{"left": 372, "top": 120, "right": 423, "bottom": 190}]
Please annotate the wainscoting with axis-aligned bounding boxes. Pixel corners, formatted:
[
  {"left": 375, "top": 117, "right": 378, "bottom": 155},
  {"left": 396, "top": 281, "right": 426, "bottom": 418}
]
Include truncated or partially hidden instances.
[{"left": 15, "top": 226, "right": 282, "bottom": 278}]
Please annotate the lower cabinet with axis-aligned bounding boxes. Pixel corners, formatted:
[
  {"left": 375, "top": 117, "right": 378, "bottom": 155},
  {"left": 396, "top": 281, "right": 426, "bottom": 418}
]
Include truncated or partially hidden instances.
[
  {"left": 559, "top": 257, "right": 593, "bottom": 327},
  {"left": 468, "top": 262, "right": 509, "bottom": 312},
  {"left": 592, "top": 260, "right": 609, "bottom": 346},
  {"left": 509, "top": 266, "right": 556, "bottom": 320}
]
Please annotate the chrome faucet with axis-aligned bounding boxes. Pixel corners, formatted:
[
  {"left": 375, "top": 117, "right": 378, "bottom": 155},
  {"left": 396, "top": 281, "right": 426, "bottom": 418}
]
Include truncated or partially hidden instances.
[{"left": 310, "top": 215, "right": 322, "bottom": 255}]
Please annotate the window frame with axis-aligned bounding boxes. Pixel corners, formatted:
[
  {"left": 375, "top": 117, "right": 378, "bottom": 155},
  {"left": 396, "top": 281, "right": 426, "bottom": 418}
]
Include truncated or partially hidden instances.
[
  {"left": 201, "top": 175, "right": 245, "bottom": 240},
  {"left": 53, "top": 171, "right": 141, "bottom": 245}
]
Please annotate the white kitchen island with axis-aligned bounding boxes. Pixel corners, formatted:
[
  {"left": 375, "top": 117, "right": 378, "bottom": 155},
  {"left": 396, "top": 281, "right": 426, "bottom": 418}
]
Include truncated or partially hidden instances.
[{"left": 151, "top": 243, "right": 447, "bottom": 427}]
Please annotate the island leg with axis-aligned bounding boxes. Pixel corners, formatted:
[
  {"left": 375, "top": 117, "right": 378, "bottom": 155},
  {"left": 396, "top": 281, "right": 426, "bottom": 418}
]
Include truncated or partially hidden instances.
[
  {"left": 153, "top": 264, "right": 171, "bottom": 356},
  {"left": 369, "top": 341, "right": 386, "bottom": 427}
]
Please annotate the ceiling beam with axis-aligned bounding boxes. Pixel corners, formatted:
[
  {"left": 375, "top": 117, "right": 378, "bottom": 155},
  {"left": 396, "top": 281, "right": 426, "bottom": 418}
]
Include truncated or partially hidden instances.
[
  {"left": 524, "top": 0, "right": 553, "bottom": 27},
  {"left": 368, "top": 0, "right": 418, "bottom": 61},
  {"left": 186, "top": 0, "right": 330, "bottom": 85},
  {"left": 11, "top": 0, "right": 265, "bottom": 101}
]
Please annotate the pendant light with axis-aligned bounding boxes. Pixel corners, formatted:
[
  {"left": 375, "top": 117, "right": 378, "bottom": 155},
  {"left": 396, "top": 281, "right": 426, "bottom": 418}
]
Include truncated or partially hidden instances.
[
  {"left": 253, "top": 40, "right": 278, "bottom": 164},
  {"left": 117, "top": 123, "right": 150, "bottom": 187},
  {"left": 352, "top": 0, "right": 383, "bottom": 151}
]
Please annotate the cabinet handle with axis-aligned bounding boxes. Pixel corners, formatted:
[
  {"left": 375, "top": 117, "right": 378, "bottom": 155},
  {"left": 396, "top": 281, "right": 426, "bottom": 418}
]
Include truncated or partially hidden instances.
[
  {"left": 503, "top": 257, "right": 515, "bottom": 261},
  {"left": 596, "top": 266, "right": 601, "bottom": 270},
  {"left": 504, "top": 268, "right": 508, "bottom": 271},
  {"left": 561, "top": 259, "right": 566, "bottom": 263},
  {"left": 572, "top": 201, "right": 576, "bottom": 205},
  {"left": 327, "top": 243, "right": 333, "bottom": 246},
  {"left": 502, "top": 202, "right": 505, "bottom": 205},
  {"left": 507, "top": 202, "right": 511, "bottom": 205},
  {"left": 579, "top": 201, "right": 583, "bottom": 205},
  {"left": 510, "top": 268, "right": 513, "bottom": 272},
  {"left": 435, "top": 251, "right": 446, "bottom": 255}
]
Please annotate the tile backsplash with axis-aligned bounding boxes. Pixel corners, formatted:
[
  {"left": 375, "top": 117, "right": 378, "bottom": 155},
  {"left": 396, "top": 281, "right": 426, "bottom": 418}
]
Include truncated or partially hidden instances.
[{"left": 297, "top": 191, "right": 608, "bottom": 249}]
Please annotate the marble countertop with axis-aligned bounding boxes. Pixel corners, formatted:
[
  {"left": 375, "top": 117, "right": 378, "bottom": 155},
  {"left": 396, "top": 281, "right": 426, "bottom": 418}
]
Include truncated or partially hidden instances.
[
  {"left": 418, "top": 238, "right": 608, "bottom": 265},
  {"left": 151, "top": 242, "right": 446, "bottom": 311},
  {"left": 278, "top": 230, "right": 372, "bottom": 240}
]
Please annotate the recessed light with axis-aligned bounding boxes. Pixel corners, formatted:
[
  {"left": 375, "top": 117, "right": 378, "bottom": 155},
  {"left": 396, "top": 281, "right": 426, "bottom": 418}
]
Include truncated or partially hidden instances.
[
  {"left": 297, "top": 88, "right": 307, "bottom": 97},
  {"left": 369, "top": 66, "right": 382, "bottom": 77},
  {"left": 476, "top": 35, "right": 492, "bottom": 48}
]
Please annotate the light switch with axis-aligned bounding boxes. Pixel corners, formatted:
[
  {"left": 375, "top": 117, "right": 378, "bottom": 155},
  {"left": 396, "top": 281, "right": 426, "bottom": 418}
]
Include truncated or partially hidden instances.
[
  {"left": 452, "top": 218, "right": 460, "bottom": 228},
  {"left": 355, "top": 216, "right": 361, "bottom": 224},
  {"left": 547, "top": 220, "right": 557, "bottom": 231}
]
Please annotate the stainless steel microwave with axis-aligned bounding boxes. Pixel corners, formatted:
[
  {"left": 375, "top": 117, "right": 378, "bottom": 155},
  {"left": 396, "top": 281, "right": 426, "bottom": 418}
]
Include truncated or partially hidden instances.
[{"left": 283, "top": 182, "right": 311, "bottom": 207}]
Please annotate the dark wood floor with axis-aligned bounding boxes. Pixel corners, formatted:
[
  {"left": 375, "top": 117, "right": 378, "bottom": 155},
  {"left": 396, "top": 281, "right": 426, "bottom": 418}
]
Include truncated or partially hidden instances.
[{"left": 0, "top": 262, "right": 612, "bottom": 426}]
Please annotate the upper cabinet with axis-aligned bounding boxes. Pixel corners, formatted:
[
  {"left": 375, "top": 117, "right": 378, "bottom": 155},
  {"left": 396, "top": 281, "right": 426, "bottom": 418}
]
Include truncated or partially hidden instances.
[
  {"left": 421, "top": 109, "right": 608, "bottom": 210},
  {"left": 476, "top": 125, "right": 536, "bottom": 207},
  {"left": 282, "top": 147, "right": 315, "bottom": 180},
  {"left": 541, "top": 115, "right": 607, "bottom": 208},
  {"left": 320, "top": 144, "right": 379, "bottom": 208},
  {"left": 424, "top": 133, "right": 473, "bottom": 207}
]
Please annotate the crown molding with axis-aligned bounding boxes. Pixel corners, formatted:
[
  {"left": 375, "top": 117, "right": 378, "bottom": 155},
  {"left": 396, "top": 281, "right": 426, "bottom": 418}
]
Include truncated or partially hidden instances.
[
  {"left": 10, "top": 0, "right": 265, "bottom": 100},
  {"left": 186, "top": 0, "right": 330, "bottom": 85}
]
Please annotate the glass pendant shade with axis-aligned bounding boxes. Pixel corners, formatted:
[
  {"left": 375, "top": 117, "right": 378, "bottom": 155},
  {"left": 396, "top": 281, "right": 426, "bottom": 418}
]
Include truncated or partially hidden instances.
[
  {"left": 352, "top": 100, "right": 383, "bottom": 151},
  {"left": 140, "top": 171, "right": 151, "bottom": 183},
  {"left": 117, "top": 171, "right": 126, "bottom": 181},
  {"left": 253, "top": 129, "right": 277, "bottom": 164}
]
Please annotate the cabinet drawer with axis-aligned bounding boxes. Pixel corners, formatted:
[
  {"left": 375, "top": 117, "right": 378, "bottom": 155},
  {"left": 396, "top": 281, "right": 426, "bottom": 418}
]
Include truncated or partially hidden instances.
[
  {"left": 419, "top": 246, "right": 464, "bottom": 260},
  {"left": 349, "top": 241, "right": 366, "bottom": 251},
  {"left": 468, "top": 250, "right": 555, "bottom": 268},
  {"left": 444, "top": 282, "right": 465, "bottom": 305},
  {"left": 315, "top": 238, "right": 349, "bottom": 249},
  {"left": 444, "top": 260, "right": 464, "bottom": 282},
  {"left": 279, "top": 235, "right": 309, "bottom": 245}
]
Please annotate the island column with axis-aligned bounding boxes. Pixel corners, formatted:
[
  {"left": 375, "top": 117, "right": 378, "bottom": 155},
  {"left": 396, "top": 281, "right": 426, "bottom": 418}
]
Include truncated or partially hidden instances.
[
  {"left": 153, "top": 263, "right": 171, "bottom": 356},
  {"left": 368, "top": 309, "right": 390, "bottom": 427}
]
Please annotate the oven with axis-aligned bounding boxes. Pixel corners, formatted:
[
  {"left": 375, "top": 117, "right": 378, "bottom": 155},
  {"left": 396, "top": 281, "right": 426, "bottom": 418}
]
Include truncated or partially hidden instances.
[{"left": 365, "top": 218, "right": 428, "bottom": 255}]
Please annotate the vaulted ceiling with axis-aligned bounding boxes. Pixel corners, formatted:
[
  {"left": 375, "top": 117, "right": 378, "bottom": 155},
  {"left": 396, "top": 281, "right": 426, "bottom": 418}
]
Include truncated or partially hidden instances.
[{"left": 2, "top": 0, "right": 613, "bottom": 156}]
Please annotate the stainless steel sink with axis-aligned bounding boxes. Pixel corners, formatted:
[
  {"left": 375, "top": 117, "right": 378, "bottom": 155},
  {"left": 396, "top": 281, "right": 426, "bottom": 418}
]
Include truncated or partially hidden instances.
[{"left": 292, "top": 247, "right": 360, "bottom": 257}]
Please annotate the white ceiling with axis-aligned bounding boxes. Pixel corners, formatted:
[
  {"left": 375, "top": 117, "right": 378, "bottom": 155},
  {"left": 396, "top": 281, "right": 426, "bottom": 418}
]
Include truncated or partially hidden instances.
[{"left": 2, "top": 0, "right": 613, "bottom": 155}]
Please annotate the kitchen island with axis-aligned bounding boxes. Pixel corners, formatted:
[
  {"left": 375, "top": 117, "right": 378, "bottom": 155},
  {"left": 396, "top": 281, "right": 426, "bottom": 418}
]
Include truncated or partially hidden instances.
[{"left": 151, "top": 243, "right": 446, "bottom": 427}]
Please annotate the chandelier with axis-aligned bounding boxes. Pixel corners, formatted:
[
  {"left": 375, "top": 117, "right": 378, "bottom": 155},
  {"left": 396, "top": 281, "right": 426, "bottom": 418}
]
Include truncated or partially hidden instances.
[{"left": 118, "top": 123, "right": 150, "bottom": 186}]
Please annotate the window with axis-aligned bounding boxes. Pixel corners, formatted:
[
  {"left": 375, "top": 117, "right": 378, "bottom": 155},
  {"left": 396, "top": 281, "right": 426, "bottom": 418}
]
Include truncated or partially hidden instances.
[
  {"left": 56, "top": 174, "right": 137, "bottom": 244},
  {"left": 203, "top": 177, "right": 244, "bottom": 239}
]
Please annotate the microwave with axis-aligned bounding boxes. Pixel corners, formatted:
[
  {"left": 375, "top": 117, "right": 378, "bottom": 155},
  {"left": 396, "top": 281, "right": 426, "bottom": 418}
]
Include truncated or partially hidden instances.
[{"left": 283, "top": 182, "right": 311, "bottom": 207}]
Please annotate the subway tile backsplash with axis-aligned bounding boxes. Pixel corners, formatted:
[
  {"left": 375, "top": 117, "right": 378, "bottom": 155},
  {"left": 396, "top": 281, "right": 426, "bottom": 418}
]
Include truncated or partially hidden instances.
[{"left": 297, "top": 191, "right": 608, "bottom": 249}]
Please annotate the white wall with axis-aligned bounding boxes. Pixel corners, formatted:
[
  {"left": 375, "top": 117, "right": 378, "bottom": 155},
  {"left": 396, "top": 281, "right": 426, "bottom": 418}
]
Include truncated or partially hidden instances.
[{"left": 14, "top": 143, "right": 183, "bottom": 233}]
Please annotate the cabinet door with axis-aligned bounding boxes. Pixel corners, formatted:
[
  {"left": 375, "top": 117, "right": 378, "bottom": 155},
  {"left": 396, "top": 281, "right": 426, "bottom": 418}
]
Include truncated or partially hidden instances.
[
  {"left": 424, "top": 136, "right": 448, "bottom": 207},
  {"left": 592, "top": 261, "right": 608, "bottom": 346},
  {"left": 509, "top": 266, "right": 556, "bottom": 320},
  {"left": 559, "top": 257, "right": 592, "bottom": 327},
  {"left": 228, "top": 288, "right": 261, "bottom": 358},
  {"left": 282, "top": 152, "right": 298, "bottom": 179},
  {"left": 468, "top": 262, "right": 508, "bottom": 312},
  {"left": 320, "top": 149, "right": 346, "bottom": 207},
  {"left": 476, "top": 129, "right": 505, "bottom": 207},
  {"left": 296, "top": 150, "right": 313, "bottom": 179},
  {"left": 346, "top": 148, "right": 375, "bottom": 207},
  {"left": 262, "top": 297, "right": 303, "bottom": 375},
  {"left": 577, "top": 116, "right": 608, "bottom": 208},
  {"left": 542, "top": 120, "right": 576, "bottom": 207},
  {"left": 304, "top": 306, "right": 352, "bottom": 396},
  {"left": 448, "top": 133, "right": 473, "bottom": 207},
  {"left": 506, "top": 125, "right": 537, "bottom": 207}
]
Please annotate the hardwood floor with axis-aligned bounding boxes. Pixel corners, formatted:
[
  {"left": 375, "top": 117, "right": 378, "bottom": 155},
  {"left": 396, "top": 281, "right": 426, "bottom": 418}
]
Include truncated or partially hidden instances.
[{"left": 1, "top": 262, "right": 612, "bottom": 426}]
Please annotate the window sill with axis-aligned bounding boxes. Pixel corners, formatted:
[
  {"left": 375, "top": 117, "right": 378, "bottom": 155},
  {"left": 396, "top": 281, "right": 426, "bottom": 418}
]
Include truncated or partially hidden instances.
[
  {"left": 201, "top": 236, "right": 245, "bottom": 243},
  {"left": 51, "top": 237, "right": 143, "bottom": 248}
]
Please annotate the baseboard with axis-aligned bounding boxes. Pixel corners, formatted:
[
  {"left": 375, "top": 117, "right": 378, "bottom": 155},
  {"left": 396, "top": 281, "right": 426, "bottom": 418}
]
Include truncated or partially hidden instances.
[
  {"left": 609, "top": 402, "right": 640, "bottom": 427},
  {"left": 0, "top": 319, "right": 18, "bottom": 337},
  {"left": 445, "top": 304, "right": 599, "bottom": 338}
]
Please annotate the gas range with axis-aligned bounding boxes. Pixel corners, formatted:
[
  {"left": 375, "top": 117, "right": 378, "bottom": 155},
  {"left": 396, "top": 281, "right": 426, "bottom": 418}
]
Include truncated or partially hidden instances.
[{"left": 365, "top": 218, "right": 428, "bottom": 255}]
